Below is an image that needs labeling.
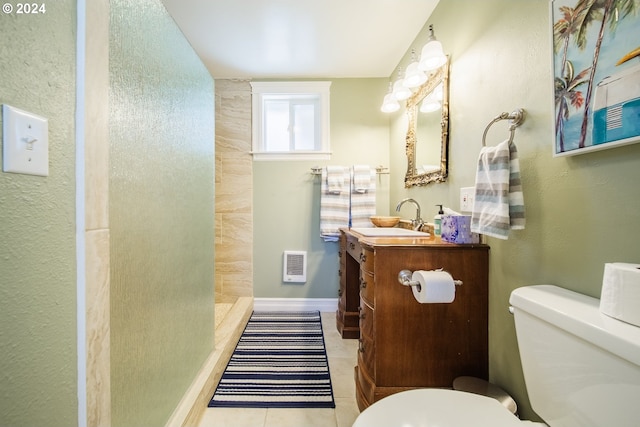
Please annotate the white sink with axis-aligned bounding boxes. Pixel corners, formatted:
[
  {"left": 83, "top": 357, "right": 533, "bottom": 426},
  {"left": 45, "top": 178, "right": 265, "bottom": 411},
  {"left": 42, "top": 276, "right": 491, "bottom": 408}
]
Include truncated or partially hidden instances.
[{"left": 350, "top": 227, "right": 430, "bottom": 237}]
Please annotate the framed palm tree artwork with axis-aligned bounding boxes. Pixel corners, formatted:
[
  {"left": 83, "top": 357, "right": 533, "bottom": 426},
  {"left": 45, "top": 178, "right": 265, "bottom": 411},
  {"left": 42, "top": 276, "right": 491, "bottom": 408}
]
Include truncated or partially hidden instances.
[{"left": 552, "top": 0, "right": 640, "bottom": 156}]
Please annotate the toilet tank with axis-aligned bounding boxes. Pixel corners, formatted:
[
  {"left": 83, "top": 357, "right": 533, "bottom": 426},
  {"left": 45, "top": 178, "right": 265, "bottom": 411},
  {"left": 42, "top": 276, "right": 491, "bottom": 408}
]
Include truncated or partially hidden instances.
[{"left": 510, "top": 285, "right": 640, "bottom": 427}]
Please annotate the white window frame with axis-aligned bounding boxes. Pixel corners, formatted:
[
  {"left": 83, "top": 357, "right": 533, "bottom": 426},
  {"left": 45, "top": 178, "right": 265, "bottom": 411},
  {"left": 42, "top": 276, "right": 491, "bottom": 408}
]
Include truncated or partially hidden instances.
[{"left": 251, "top": 81, "right": 331, "bottom": 161}]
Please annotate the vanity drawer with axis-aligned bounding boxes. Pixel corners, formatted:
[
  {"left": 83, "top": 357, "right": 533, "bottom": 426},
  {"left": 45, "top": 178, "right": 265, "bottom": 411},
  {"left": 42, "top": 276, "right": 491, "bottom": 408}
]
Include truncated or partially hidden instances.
[
  {"left": 358, "top": 333, "right": 375, "bottom": 377},
  {"left": 346, "top": 234, "right": 361, "bottom": 261},
  {"left": 360, "top": 269, "right": 375, "bottom": 305},
  {"left": 360, "top": 246, "right": 375, "bottom": 273},
  {"left": 359, "top": 300, "right": 374, "bottom": 339}
]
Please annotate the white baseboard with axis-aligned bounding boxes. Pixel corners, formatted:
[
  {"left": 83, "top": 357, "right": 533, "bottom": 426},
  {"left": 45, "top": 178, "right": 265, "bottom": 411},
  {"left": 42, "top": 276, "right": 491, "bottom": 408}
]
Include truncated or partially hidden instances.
[{"left": 253, "top": 298, "right": 338, "bottom": 312}]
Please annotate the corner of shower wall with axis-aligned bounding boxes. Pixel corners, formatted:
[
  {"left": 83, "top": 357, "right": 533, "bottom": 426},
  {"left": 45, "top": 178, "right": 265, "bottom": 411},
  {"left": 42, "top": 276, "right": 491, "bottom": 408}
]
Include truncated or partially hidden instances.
[
  {"left": 169, "top": 297, "right": 253, "bottom": 427},
  {"left": 214, "top": 79, "right": 254, "bottom": 305}
]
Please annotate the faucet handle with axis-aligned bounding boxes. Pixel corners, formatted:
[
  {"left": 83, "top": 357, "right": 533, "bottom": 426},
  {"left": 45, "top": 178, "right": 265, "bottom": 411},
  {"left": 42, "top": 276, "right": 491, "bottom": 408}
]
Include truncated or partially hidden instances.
[{"left": 411, "top": 218, "right": 425, "bottom": 231}]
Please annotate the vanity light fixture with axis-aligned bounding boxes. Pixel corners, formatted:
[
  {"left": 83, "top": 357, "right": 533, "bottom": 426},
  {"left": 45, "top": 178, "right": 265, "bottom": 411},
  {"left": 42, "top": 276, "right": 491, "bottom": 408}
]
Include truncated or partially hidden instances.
[
  {"left": 403, "top": 49, "right": 427, "bottom": 88},
  {"left": 419, "top": 25, "right": 447, "bottom": 71},
  {"left": 382, "top": 25, "right": 447, "bottom": 113},
  {"left": 392, "top": 69, "right": 412, "bottom": 101},
  {"left": 381, "top": 82, "right": 400, "bottom": 113}
]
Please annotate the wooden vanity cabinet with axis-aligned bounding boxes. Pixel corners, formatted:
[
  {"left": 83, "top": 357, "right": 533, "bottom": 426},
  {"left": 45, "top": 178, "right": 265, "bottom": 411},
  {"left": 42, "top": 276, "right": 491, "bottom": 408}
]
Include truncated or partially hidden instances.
[
  {"left": 336, "top": 229, "right": 489, "bottom": 411},
  {"left": 336, "top": 231, "right": 362, "bottom": 339}
]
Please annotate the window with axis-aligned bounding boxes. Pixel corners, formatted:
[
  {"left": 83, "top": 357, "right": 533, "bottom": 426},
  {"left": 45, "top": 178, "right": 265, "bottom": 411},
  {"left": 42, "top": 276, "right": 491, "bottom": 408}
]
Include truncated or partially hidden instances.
[{"left": 251, "top": 81, "right": 331, "bottom": 160}]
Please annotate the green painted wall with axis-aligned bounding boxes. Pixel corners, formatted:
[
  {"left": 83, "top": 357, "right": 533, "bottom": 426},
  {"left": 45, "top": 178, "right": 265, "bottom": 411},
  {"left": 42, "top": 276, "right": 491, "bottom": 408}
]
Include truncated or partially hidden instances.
[
  {"left": 109, "top": 1, "right": 215, "bottom": 425},
  {"left": 0, "top": 1, "right": 78, "bottom": 426},
  {"left": 253, "top": 78, "right": 390, "bottom": 298},
  {"left": 388, "top": 0, "right": 640, "bottom": 420}
]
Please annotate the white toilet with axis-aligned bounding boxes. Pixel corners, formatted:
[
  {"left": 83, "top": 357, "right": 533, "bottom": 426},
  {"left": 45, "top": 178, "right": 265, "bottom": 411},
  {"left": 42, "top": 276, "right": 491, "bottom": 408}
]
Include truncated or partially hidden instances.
[{"left": 352, "top": 285, "right": 640, "bottom": 427}]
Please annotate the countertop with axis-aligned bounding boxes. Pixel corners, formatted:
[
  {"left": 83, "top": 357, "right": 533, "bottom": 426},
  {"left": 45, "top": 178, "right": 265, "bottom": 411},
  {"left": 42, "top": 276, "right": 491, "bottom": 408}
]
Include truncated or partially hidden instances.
[{"left": 342, "top": 227, "right": 488, "bottom": 248}]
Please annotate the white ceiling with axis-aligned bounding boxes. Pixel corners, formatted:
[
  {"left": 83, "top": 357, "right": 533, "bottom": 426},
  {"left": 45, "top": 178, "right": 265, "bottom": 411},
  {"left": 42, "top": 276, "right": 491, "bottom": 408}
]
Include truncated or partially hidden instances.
[{"left": 161, "top": 0, "right": 440, "bottom": 79}]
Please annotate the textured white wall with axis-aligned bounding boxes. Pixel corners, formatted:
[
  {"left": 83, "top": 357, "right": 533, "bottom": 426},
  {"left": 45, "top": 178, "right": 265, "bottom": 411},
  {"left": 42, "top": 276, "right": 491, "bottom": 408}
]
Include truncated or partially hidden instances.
[
  {"left": 0, "top": 1, "right": 78, "bottom": 425},
  {"left": 108, "top": 1, "right": 215, "bottom": 426}
]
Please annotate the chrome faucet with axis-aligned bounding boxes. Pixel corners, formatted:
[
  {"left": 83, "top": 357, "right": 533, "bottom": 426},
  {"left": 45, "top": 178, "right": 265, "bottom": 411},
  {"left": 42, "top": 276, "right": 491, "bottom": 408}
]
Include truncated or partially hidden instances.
[{"left": 395, "top": 198, "right": 424, "bottom": 230}]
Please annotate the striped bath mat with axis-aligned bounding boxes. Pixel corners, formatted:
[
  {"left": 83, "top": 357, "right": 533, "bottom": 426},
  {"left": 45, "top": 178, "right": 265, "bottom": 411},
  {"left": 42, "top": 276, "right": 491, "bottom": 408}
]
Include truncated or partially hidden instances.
[{"left": 208, "top": 311, "right": 335, "bottom": 408}]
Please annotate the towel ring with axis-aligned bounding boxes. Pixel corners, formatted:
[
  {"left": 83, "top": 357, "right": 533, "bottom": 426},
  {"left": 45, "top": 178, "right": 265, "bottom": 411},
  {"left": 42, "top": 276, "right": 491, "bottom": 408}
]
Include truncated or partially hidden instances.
[{"left": 482, "top": 108, "right": 525, "bottom": 147}]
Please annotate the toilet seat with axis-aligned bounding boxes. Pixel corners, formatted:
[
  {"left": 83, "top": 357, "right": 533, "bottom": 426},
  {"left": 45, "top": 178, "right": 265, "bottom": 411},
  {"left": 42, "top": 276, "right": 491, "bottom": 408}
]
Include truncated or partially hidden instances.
[{"left": 352, "top": 389, "right": 527, "bottom": 427}]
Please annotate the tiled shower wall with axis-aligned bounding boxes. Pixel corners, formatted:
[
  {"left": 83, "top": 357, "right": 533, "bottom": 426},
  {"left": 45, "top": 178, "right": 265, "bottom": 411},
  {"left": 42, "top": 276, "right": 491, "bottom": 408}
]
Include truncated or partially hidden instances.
[{"left": 215, "top": 80, "right": 254, "bottom": 302}]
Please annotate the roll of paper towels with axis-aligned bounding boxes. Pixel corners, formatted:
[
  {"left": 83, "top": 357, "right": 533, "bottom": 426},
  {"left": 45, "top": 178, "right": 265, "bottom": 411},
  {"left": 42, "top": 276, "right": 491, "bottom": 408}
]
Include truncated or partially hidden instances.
[
  {"left": 411, "top": 270, "right": 456, "bottom": 303},
  {"left": 600, "top": 262, "right": 640, "bottom": 327}
]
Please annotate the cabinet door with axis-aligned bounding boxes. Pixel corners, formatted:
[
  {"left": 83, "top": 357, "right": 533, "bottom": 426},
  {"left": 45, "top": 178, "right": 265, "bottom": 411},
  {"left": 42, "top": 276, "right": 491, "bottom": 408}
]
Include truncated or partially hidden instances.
[{"left": 373, "top": 246, "right": 489, "bottom": 387}]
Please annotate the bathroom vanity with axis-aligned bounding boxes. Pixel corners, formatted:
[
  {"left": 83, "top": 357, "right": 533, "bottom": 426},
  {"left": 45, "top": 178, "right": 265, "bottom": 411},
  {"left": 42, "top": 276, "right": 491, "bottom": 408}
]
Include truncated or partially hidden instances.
[{"left": 336, "top": 228, "right": 489, "bottom": 411}]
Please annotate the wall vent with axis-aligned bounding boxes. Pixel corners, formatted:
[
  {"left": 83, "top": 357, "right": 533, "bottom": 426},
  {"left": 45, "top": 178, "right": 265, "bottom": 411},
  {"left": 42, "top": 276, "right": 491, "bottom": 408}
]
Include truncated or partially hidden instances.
[{"left": 283, "top": 251, "right": 307, "bottom": 283}]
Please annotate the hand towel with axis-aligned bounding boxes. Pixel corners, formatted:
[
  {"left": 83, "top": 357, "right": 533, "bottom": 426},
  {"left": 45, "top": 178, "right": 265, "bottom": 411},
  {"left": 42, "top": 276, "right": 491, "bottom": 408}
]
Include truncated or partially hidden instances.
[
  {"left": 326, "top": 165, "right": 346, "bottom": 194},
  {"left": 320, "top": 166, "right": 350, "bottom": 241},
  {"left": 350, "top": 166, "right": 376, "bottom": 228},
  {"left": 470, "top": 140, "right": 525, "bottom": 239},
  {"left": 352, "top": 165, "right": 371, "bottom": 193}
]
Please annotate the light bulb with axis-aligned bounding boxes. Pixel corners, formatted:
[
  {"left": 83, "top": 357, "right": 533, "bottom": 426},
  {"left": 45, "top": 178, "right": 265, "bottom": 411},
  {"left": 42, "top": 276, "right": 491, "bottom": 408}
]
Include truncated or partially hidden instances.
[
  {"left": 392, "top": 79, "right": 411, "bottom": 100},
  {"left": 381, "top": 93, "right": 400, "bottom": 113},
  {"left": 403, "top": 61, "right": 427, "bottom": 88},
  {"left": 420, "top": 95, "right": 440, "bottom": 113},
  {"left": 419, "top": 25, "right": 447, "bottom": 71}
]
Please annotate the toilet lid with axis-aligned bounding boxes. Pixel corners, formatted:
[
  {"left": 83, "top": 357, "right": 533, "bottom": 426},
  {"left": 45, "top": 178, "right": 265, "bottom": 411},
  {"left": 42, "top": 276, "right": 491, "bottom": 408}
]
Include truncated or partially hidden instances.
[{"left": 352, "top": 389, "right": 525, "bottom": 427}]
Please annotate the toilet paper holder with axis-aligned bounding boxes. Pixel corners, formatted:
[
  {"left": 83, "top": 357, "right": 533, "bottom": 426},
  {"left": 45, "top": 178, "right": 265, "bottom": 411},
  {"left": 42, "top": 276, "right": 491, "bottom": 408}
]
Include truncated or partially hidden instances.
[{"left": 398, "top": 269, "right": 463, "bottom": 290}]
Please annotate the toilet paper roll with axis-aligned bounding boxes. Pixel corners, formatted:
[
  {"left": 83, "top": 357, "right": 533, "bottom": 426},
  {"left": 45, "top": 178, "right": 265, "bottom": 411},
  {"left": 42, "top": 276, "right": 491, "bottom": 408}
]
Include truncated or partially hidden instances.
[
  {"left": 600, "top": 262, "right": 640, "bottom": 327},
  {"left": 411, "top": 270, "right": 456, "bottom": 303}
]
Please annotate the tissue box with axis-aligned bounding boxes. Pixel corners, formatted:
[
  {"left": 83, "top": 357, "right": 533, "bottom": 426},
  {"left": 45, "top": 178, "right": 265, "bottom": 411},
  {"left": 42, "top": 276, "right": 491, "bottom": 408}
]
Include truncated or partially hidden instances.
[
  {"left": 600, "top": 262, "right": 640, "bottom": 327},
  {"left": 441, "top": 215, "right": 479, "bottom": 244}
]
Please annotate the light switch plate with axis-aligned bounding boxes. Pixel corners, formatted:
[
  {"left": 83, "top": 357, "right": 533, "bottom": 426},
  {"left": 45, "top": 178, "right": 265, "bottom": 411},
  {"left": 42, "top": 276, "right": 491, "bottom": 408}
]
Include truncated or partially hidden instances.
[{"left": 2, "top": 104, "right": 49, "bottom": 176}]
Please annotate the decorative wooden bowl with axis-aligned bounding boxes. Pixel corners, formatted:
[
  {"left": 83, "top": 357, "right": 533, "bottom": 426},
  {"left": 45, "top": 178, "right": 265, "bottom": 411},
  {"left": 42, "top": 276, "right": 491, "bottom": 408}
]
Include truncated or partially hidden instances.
[{"left": 370, "top": 216, "right": 401, "bottom": 227}]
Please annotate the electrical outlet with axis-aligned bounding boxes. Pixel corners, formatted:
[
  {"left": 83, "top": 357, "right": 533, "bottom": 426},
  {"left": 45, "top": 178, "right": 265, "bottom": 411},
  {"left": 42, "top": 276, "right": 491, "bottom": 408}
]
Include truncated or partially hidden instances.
[{"left": 460, "top": 187, "right": 475, "bottom": 212}]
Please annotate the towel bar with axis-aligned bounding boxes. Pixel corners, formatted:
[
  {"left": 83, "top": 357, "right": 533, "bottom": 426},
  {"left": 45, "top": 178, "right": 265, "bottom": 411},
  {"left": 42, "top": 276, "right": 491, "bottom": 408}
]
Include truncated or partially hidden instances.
[
  {"left": 311, "top": 165, "right": 389, "bottom": 175},
  {"left": 482, "top": 108, "right": 525, "bottom": 147}
]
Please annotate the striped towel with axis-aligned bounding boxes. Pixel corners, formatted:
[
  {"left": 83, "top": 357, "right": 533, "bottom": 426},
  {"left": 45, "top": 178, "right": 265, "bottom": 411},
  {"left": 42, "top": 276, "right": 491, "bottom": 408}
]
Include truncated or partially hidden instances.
[
  {"left": 350, "top": 166, "right": 376, "bottom": 228},
  {"left": 320, "top": 167, "right": 350, "bottom": 242},
  {"left": 326, "top": 165, "right": 347, "bottom": 194},
  {"left": 352, "top": 165, "right": 371, "bottom": 193},
  {"left": 470, "top": 140, "right": 525, "bottom": 239}
]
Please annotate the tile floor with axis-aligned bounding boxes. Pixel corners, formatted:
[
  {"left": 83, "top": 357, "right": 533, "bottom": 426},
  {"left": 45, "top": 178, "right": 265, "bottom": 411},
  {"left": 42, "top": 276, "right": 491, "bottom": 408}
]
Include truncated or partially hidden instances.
[{"left": 197, "top": 312, "right": 361, "bottom": 427}]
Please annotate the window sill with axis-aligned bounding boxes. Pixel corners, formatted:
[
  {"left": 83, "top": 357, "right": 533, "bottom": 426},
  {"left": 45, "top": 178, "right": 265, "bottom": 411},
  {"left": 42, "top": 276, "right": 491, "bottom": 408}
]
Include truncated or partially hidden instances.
[{"left": 251, "top": 151, "right": 332, "bottom": 161}]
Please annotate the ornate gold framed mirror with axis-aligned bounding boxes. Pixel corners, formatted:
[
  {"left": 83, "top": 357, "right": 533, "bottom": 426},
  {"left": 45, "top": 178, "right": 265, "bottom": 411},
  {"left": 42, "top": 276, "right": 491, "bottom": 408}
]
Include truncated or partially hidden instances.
[{"left": 404, "top": 58, "right": 450, "bottom": 187}]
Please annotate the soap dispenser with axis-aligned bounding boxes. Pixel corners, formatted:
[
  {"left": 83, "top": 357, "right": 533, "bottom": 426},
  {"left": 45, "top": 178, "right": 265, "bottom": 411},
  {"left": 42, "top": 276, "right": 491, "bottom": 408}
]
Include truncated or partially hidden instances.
[{"left": 434, "top": 204, "right": 444, "bottom": 236}]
